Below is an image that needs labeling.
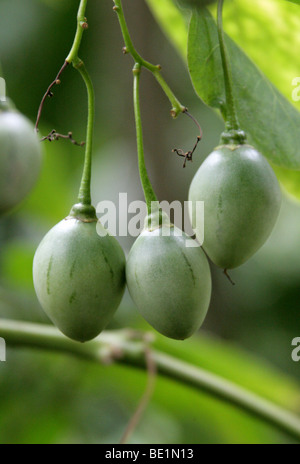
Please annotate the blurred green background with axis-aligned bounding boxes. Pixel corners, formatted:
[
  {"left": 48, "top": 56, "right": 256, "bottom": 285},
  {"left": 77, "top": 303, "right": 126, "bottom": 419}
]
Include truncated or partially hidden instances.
[{"left": 0, "top": 0, "right": 300, "bottom": 444}]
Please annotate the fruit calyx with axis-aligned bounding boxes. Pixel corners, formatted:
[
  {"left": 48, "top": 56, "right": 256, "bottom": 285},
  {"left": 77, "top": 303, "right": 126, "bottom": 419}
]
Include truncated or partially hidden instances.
[
  {"left": 0, "top": 98, "right": 17, "bottom": 113},
  {"left": 68, "top": 203, "right": 98, "bottom": 223},
  {"left": 215, "top": 143, "right": 250, "bottom": 152},
  {"left": 144, "top": 207, "right": 173, "bottom": 232},
  {"left": 220, "top": 125, "right": 247, "bottom": 146}
]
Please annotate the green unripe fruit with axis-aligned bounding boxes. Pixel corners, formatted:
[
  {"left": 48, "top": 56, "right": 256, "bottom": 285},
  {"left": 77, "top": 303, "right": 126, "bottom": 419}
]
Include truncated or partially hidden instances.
[
  {"left": 189, "top": 145, "right": 282, "bottom": 269},
  {"left": 0, "top": 108, "right": 42, "bottom": 215},
  {"left": 33, "top": 207, "right": 126, "bottom": 342},
  {"left": 126, "top": 211, "right": 212, "bottom": 340}
]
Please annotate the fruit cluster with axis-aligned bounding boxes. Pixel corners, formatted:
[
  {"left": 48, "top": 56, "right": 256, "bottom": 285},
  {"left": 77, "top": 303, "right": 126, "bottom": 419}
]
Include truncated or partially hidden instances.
[
  {"left": 0, "top": 100, "right": 281, "bottom": 343},
  {"left": 0, "top": 0, "right": 282, "bottom": 345}
]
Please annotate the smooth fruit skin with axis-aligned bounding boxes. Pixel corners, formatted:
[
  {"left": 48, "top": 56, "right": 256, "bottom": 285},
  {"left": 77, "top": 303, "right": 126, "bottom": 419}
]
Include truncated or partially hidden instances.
[
  {"left": 126, "top": 217, "right": 212, "bottom": 340},
  {"left": 189, "top": 144, "right": 282, "bottom": 269},
  {"left": 0, "top": 111, "right": 42, "bottom": 215},
  {"left": 33, "top": 217, "right": 126, "bottom": 342}
]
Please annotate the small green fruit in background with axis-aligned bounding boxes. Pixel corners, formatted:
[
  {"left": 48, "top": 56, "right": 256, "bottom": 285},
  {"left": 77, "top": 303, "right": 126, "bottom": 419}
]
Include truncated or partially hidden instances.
[
  {"left": 0, "top": 103, "right": 42, "bottom": 215},
  {"left": 189, "top": 144, "right": 282, "bottom": 270},
  {"left": 126, "top": 211, "right": 212, "bottom": 340},
  {"left": 33, "top": 205, "right": 126, "bottom": 343}
]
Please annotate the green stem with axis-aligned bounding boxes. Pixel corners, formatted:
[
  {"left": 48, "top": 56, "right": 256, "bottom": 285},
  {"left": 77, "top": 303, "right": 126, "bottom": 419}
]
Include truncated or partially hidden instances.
[
  {"left": 64, "top": 0, "right": 95, "bottom": 216},
  {"left": 133, "top": 64, "right": 158, "bottom": 213},
  {"left": 74, "top": 61, "right": 95, "bottom": 206},
  {"left": 217, "top": 0, "right": 239, "bottom": 132},
  {"left": 66, "top": 0, "right": 89, "bottom": 64},
  {"left": 113, "top": 0, "right": 186, "bottom": 118},
  {"left": 152, "top": 71, "right": 184, "bottom": 119},
  {"left": 1, "top": 319, "right": 300, "bottom": 442},
  {"left": 113, "top": 0, "right": 157, "bottom": 72}
]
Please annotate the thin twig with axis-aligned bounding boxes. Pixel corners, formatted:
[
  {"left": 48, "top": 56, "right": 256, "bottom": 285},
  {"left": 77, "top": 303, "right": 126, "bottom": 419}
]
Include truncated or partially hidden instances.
[
  {"left": 120, "top": 343, "right": 157, "bottom": 444},
  {"left": 173, "top": 110, "right": 203, "bottom": 168},
  {"left": 41, "top": 129, "right": 85, "bottom": 147},
  {"left": 35, "top": 61, "right": 69, "bottom": 131},
  {"left": 173, "top": 137, "right": 201, "bottom": 168},
  {"left": 184, "top": 109, "right": 203, "bottom": 139}
]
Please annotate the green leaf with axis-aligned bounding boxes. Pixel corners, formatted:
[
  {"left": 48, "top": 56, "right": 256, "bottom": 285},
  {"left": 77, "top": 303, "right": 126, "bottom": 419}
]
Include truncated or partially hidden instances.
[
  {"left": 219, "top": 0, "right": 300, "bottom": 198},
  {"left": 147, "top": 0, "right": 300, "bottom": 105},
  {"left": 272, "top": 165, "right": 300, "bottom": 201},
  {"left": 145, "top": 0, "right": 300, "bottom": 197},
  {"left": 220, "top": 0, "right": 300, "bottom": 108},
  {"left": 286, "top": 0, "right": 300, "bottom": 5},
  {"left": 188, "top": 8, "right": 300, "bottom": 169}
]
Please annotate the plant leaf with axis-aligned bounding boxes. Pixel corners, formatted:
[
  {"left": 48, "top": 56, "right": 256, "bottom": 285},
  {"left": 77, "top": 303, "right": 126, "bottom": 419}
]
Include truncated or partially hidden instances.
[
  {"left": 188, "top": 8, "right": 300, "bottom": 169},
  {"left": 272, "top": 165, "right": 300, "bottom": 200},
  {"left": 220, "top": 0, "right": 300, "bottom": 108},
  {"left": 145, "top": 0, "right": 300, "bottom": 198}
]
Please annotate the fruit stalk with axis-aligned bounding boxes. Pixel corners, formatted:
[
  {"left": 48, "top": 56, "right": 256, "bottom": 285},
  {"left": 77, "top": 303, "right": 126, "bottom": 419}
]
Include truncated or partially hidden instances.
[
  {"left": 66, "top": 0, "right": 89, "bottom": 64},
  {"left": 66, "top": 0, "right": 95, "bottom": 209},
  {"left": 217, "top": 0, "right": 240, "bottom": 132},
  {"left": 133, "top": 64, "right": 158, "bottom": 213},
  {"left": 74, "top": 61, "right": 95, "bottom": 207}
]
